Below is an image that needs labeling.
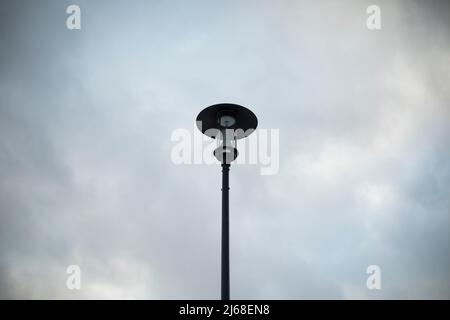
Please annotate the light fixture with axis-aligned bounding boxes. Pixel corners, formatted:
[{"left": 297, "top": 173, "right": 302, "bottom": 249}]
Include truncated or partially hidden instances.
[{"left": 196, "top": 103, "right": 258, "bottom": 300}]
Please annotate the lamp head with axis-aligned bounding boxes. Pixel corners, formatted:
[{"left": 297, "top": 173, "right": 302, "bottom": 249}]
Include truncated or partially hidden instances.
[{"left": 196, "top": 103, "right": 258, "bottom": 164}]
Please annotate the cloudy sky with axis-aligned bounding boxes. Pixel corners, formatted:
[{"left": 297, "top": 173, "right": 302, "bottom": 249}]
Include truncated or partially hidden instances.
[{"left": 0, "top": 0, "right": 449, "bottom": 299}]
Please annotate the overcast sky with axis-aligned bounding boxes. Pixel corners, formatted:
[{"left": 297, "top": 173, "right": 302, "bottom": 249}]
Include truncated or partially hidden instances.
[{"left": 0, "top": 0, "right": 449, "bottom": 299}]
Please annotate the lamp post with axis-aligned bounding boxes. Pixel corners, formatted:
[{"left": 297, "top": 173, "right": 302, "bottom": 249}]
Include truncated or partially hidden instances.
[{"left": 196, "top": 103, "right": 258, "bottom": 300}]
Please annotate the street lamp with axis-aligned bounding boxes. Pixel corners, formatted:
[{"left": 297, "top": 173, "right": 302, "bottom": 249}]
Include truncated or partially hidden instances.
[{"left": 196, "top": 103, "right": 258, "bottom": 300}]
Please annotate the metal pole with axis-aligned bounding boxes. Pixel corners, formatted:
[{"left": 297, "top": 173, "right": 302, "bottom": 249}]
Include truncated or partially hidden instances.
[{"left": 221, "top": 163, "right": 230, "bottom": 300}]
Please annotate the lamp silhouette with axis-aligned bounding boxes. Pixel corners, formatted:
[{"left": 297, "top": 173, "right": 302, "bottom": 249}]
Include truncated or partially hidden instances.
[{"left": 196, "top": 103, "right": 258, "bottom": 300}]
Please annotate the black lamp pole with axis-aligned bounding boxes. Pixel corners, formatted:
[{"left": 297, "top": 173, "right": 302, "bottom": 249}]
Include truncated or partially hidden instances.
[
  {"left": 196, "top": 103, "right": 257, "bottom": 300},
  {"left": 221, "top": 163, "right": 230, "bottom": 300}
]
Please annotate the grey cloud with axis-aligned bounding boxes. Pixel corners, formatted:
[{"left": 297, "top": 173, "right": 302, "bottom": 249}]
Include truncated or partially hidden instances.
[{"left": 0, "top": 0, "right": 449, "bottom": 299}]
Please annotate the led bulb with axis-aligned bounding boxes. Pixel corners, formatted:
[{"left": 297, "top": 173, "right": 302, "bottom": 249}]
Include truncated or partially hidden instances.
[{"left": 219, "top": 115, "right": 236, "bottom": 128}]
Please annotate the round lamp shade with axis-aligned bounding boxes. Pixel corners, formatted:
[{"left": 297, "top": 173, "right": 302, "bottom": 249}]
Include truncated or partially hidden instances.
[{"left": 196, "top": 103, "right": 258, "bottom": 139}]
